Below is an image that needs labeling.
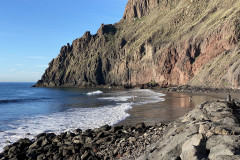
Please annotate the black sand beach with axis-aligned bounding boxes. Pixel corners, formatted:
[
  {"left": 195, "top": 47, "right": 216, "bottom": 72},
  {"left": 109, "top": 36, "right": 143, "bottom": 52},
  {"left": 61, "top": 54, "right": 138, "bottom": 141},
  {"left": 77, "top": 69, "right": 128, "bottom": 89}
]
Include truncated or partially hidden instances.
[{"left": 119, "top": 89, "right": 235, "bottom": 125}]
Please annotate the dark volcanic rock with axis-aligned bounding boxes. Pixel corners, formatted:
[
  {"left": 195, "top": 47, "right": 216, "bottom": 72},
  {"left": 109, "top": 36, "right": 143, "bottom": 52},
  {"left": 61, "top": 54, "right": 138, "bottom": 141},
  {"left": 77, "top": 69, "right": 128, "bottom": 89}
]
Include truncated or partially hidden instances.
[
  {"left": 0, "top": 122, "right": 166, "bottom": 160},
  {"left": 1, "top": 100, "right": 240, "bottom": 159},
  {"left": 34, "top": 0, "right": 240, "bottom": 89}
]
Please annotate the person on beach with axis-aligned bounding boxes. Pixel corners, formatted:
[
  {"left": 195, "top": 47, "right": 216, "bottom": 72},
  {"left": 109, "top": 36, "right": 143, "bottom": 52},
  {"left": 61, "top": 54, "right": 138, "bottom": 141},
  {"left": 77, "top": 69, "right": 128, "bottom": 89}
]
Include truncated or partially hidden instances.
[{"left": 189, "top": 95, "right": 192, "bottom": 102}]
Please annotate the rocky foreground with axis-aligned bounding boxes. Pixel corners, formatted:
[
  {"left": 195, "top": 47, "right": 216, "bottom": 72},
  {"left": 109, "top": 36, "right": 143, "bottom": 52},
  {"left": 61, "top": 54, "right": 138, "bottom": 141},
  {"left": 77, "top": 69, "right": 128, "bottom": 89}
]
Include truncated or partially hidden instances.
[
  {"left": 1, "top": 99, "right": 240, "bottom": 160},
  {"left": 137, "top": 100, "right": 240, "bottom": 160}
]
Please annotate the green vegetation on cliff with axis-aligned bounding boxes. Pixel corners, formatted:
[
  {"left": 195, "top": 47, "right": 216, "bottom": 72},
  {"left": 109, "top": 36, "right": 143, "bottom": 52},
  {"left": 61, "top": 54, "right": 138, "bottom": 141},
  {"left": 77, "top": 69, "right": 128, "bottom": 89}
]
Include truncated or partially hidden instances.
[{"left": 35, "top": 0, "right": 240, "bottom": 89}]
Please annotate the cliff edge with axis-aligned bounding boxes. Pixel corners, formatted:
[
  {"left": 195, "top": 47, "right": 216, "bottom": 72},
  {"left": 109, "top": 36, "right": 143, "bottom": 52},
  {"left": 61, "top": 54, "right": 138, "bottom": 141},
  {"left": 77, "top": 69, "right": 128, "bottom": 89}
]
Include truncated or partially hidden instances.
[{"left": 35, "top": 0, "right": 240, "bottom": 88}]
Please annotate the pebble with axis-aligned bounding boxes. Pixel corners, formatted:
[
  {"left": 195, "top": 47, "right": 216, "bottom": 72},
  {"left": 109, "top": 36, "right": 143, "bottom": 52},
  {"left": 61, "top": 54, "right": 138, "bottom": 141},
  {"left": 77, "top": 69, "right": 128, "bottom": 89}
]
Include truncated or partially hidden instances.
[{"left": 1, "top": 100, "right": 240, "bottom": 160}]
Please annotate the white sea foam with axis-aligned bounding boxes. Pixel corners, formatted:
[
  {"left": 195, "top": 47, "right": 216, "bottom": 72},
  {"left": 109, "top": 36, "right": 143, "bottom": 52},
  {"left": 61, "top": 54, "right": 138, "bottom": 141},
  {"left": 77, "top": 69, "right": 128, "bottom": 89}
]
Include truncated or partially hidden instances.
[
  {"left": 99, "top": 89, "right": 165, "bottom": 104},
  {"left": 99, "top": 96, "right": 133, "bottom": 102},
  {"left": 86, "top": 90, "right": 103, "bottom": 96},
  {"left": 0, "top": 89, "right": 165, "bottom": 152},
  {"left": 133, "top": 89, "right": 166, "bottom": 104},
  {"left": 0, "top": 103, "right": 132, "bottom": 152}
]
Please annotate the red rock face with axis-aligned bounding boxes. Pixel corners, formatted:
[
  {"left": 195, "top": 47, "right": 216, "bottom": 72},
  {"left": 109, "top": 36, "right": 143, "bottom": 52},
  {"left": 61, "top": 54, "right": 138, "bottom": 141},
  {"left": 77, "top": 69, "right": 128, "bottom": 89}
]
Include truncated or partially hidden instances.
[{"left": 35, "top": 0, "right": 240, "bottom": 89}]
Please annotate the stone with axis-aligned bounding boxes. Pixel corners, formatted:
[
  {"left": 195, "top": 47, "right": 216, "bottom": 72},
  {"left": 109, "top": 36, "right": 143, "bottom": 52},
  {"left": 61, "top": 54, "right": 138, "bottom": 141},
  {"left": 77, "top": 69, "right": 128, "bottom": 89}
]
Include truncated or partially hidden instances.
[
  {"left": 74, "top": 129, "right": 82, "bottom": 134},
  {"left": 143, "top": 133, "right": 149, "bottom": 138},
  {"left": 214, "top": 126, "right": 223, "bottom": 135},
  {"left": 206, "top": 131, "right": 214, "bottom": 138},
  {"left": 37, "top": 154, "right": 46, "bottom": 160},
  {"left": 53, "top": 154, "right": 60, "bottom": 160},
  {"left": 221, "top": 129, "right": 230, "bottom": 135},
  {"left": 209, "top": 144, "right": 235, "bottom": 159},
  {"left": 8, "top": 146, "right": 20, "bottom": 156},
  {"left": 214, "top": 155, "right": 240, "bottom": 160},
  {"left": 17, "top": 138, "right": 32, "bottom": 151},
  {"left": 111, "top": 125, "right": 123, "bottom": 132},
  {"left": 123, "top": 150, "right": 131, "bottom": 157},
  {"left": 62, "top": 149, "right": 71, "bottom": 156},
  {"left": 85, "top": 137, "right": 93, "bottom": 143},
  {"left": 189, "top": 124, "right": 199, "bottom": 134},
  {"left": 128, "top": 137, "right": 136, "bottom": 144},
  {"left": 36, "top": 133, "right": 46, "bottom": 139},
  {"left": 29, "top": 139, "right": 42, "bottom": 149},
  {"left": 96, "top": 138, "right": 105, "bottom": 145},
  {"left": 73, "top": 139, "right": 82, "bottom": 144},
  {"left": 1, "top": 101, "right": 240, "bottom": 160},
  {"left": 199, "top": 124, "right": 210, "bottom": 134},
  {"left": 96, "top": 131, "right": 105, "bottom": 138},
  {"left": 81, "top": 151, "right": 91, "bottom": 160},
  {"left": 180, "top": 134, "right": 207, "bottom": 160},
  {"left": 113, "top": 148, "right": 119, "bottom": 156},
  {"left": 45, "top": 133, "right": 56, "bottom": 140},
  {"left": 41, "top": 138, "right": 49, "bottom": 147},
  {"left": 116, "top": 153, "right": 123, "bottom": 159},
  {"left": 99, "top": 124, "right": 111, "bottom": 131},
  {"left": 206, "top": 135, "right": 240, "bottom": 151}
]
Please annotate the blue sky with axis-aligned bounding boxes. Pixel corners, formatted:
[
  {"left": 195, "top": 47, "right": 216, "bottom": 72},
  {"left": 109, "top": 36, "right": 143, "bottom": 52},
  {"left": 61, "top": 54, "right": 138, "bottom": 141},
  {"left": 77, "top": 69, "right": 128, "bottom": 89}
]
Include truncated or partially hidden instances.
[{"left": 0, "top": 0, "right": 128, "bottom": 82}]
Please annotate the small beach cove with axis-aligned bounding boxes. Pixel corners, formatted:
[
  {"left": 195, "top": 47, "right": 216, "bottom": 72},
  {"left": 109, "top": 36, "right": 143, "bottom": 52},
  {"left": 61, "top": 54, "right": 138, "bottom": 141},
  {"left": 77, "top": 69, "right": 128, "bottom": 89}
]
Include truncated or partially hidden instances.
[
  {"left": 1, "top": 88, "right": 239, "bottom": 159},
  {"left": 119, "top": 90, "right": 233, "bottom": 126},
  {"left": 0, "top": 83, "right": 166, "bottom": 152},
  {"left": 1, "top": 83, "right": 239, "bottom": 156}
]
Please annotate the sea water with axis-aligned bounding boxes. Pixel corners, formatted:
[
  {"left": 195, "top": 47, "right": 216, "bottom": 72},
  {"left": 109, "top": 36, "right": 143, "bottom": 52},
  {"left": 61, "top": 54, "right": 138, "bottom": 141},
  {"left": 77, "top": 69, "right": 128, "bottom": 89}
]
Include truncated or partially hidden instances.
[{"left": 0, "top": 82, "right": 165, "bottom": 152}]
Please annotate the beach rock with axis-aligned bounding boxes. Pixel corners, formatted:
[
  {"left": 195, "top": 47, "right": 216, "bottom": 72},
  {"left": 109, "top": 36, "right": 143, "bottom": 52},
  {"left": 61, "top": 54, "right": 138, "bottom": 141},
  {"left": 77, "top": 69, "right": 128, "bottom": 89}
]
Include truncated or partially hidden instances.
[
  {"left": 96, "top": 131, "right": 105, "bottom": 139},
  {"left": 180, "top": 134, "right": 207, "bottom": 160},
  {"left": 199, "top": 124, "right": 210, "bottom": 134},
  {"left": 37, "top": 153, "right": 46, "bottom": 160},
  {"left": 81, "top": 151, "right": 91, "bottom": 160},
  {"left": 209, "top": 144, "right": 235, "bottom": 160},
  {"left": 111, "top": 125, "right": 123, "bottom": 132},
  {"left": 29, "top": 139, "right": 41, "bottom": 149},
  {"left": 1, "top": 100, "right": 240, "bottom": 160},
  {"left": 128, "top": 137, "right": 136, "bottom": 144},
  {"left": 137, "top": 101, "right": 240, "bottom": 160},
  {"left": 206, "top": 131, "right": 214, "bottom": 138},
  {"left": 74, "top": 129, "right": 82, "bottom": 134}
]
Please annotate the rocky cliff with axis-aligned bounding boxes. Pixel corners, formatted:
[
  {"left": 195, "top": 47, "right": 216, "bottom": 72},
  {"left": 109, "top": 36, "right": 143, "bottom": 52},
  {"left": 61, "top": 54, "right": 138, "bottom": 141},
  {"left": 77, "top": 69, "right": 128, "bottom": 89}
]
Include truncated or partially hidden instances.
[{"left": 35, "top": 0, "right": 240, "bottom": 88}]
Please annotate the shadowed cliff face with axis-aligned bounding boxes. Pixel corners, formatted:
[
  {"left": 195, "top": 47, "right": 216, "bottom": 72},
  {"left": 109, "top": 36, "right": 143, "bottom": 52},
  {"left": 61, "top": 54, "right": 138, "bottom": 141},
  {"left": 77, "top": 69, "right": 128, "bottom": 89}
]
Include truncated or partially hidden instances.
[{"left": 35, "top": 0, "right": 240, "bottom": 89}]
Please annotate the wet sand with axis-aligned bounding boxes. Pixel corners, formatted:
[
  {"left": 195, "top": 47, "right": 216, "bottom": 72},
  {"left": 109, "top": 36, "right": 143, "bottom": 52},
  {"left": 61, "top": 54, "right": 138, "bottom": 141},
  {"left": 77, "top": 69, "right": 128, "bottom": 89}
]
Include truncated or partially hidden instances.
[{"left": 119, "top": 91, "right": 239, "bottom": 125}]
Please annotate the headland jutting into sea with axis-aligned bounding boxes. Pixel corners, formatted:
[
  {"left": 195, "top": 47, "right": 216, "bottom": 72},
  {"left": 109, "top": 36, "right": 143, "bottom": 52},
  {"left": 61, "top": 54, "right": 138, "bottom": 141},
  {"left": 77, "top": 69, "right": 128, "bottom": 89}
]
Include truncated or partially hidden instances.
[{"left": 1, "top": 0, "right": 240, "bottom": 159}]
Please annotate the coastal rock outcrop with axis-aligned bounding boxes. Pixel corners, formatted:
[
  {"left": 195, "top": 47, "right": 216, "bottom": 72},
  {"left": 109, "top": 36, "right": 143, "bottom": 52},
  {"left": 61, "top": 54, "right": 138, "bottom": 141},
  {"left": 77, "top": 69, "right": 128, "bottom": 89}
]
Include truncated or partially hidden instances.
[
  {"left": 34, "top": 0, "right": 240, "bottom": 88},
  {"left": 1, "top": 100, "right": 240, "bottom": 159},
  {"left": 137, "top": 100, "right": 240, "bottom": 160}
]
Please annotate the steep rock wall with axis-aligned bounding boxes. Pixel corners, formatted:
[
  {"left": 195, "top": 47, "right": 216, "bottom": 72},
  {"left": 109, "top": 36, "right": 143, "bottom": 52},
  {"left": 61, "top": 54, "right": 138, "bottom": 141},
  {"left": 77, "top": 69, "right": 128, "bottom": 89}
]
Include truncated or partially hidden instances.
[{"left": 35, "top": 0, "right": 240, "bottom": 88}]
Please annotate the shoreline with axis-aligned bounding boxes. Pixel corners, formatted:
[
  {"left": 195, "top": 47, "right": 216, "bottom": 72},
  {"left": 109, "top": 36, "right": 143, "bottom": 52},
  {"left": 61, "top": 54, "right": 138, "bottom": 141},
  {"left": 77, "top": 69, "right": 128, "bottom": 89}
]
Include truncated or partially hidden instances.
[
  {"left": 118, "top": 90, "right": 233, "bottom": 126},
  {"left": 1, "top": 94, "right": 240, "bottom": 159},
  {"left": 156, "top": 85, "right": 240, "bottom": 93},
  {"left": 33, "top": 83, "right": 240, "bottom": 93}
]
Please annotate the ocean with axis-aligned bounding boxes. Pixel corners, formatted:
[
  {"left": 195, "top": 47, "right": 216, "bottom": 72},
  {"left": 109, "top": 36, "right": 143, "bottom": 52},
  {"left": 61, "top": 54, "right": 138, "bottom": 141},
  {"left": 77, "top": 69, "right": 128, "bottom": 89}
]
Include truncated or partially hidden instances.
[{"left": 0, "top": 82, "right": 165, "bottom": 152}]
